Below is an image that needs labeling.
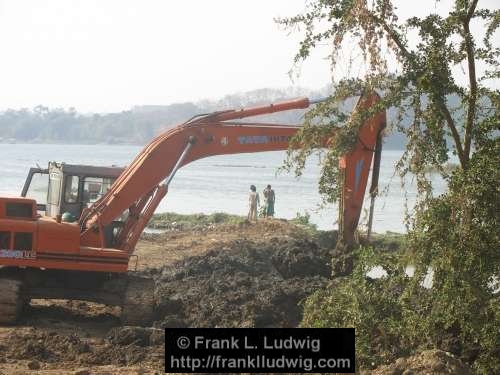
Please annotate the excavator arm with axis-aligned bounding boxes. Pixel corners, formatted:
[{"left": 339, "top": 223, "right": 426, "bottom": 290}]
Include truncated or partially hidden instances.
[
  {"left": 338, "top": 92, "right": 386, "bottom": 248},
  {"left": 80, "top": 92, "right": 385, "bottom": 253}
]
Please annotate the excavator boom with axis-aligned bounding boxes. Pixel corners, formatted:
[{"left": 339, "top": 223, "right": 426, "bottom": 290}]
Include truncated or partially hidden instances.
[
  {"left": 81, "top": 98, "right": 311, "bottom": 230},
  {"left": 77, "top": 92, "right": 385, "bottom": 254}
]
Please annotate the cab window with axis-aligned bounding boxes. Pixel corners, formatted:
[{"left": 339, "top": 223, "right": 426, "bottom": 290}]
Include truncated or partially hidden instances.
[
  {"left": 25, "top": 172, "right": 48, "bottom": 205},
  {"left": 82, "top": 177, "right": 114, "bottom": 205},
  {"left": 64, "top": 175, "right": 80, "bottom": 203}
]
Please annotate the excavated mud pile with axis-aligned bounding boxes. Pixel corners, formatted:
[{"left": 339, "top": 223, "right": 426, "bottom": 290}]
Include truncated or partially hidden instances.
[
  {"left": 152, "top": 237, "right": 332, "bottom": 328},
  {"left": 0, "top": 327, "right": 164, "bottom": 369},
  {"left": 370, "top": 349, "right": 472, "bottom": 375}
]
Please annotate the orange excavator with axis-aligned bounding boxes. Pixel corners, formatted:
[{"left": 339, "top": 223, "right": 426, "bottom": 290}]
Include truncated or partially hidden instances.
[{"left": 0, "top": 91, "right": 386, "bottom": 325}]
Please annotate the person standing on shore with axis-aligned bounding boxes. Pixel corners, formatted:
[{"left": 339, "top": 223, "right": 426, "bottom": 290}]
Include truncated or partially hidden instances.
[
  {"left": 263, "top": 184, "right": 275, "bottom": 217},
  {"left": 247, "top": 185, "right": 260, "bottom": 222}
]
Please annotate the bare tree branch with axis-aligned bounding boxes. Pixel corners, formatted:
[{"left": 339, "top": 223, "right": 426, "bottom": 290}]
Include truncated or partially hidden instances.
[
  {"left": 375, "top": 15, "right": 467, "bottom": 167},
  {"left": 463, "top": 0, "right": 479, "bottom": 164}
]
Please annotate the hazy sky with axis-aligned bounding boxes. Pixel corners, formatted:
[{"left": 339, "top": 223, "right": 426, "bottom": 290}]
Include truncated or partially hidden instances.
[{"left": 0, "top": 0, "right": 497, "bottom": 113}]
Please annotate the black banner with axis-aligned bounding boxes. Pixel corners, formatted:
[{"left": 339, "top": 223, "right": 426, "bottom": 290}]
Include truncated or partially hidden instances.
[{"left": 165, "top": 328, "right": 355, "bottom": 373}]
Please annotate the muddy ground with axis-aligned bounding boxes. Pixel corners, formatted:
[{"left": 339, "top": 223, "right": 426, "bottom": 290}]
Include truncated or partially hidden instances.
[
  {"left": 0, "top": 219, "right": 471, "bottom": 374},
  {"left": 0, "top": 219, "right": 333, "bottom": 374}
]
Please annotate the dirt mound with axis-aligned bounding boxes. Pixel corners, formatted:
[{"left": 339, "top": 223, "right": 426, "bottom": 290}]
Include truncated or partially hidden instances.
[
  {"left": 0, "top": 327, "right": 164, "bottom": 369},
  {"left": 271, "top": 238, "right": 330, "bottom": 278},
  {"left": 152, "top": 237, "right": 331, "bottom": 328},
  {"left": 107, "top": 326, "right": 165, "bottom": 347},
  {"left": 371, "top": 349, "right": 472, "bottom": 375}
]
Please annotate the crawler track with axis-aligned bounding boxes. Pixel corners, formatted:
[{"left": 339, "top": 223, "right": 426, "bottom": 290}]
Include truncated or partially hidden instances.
[
  {"left": 0, "top": 269, "right": 157, "bottom": 326},
  {"left": 0, "top": 278, "right": 22, "bottom": 324},
  {"left": 121, "top": 276, "right": 155, "bottom": 326}
]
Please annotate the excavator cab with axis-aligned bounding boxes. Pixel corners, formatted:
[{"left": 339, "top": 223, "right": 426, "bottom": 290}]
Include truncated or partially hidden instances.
[{"left": 21, "top": 162, "right": 124, "bottom": 221}]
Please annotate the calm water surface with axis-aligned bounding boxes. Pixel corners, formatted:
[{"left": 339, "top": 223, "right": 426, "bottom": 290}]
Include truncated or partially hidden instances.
[{"left": 0, "top": 143, "right": 448, "bottom": 232}]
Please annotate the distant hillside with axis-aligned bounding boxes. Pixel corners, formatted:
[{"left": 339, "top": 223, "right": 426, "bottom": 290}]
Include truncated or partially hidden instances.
[{"left": 0, "top": 87, "right": 408, "bottom": 149}]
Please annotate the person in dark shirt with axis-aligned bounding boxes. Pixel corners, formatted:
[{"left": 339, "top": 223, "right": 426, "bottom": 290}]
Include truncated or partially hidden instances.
[{"left": 263, "top": 184, "right": 275, "bottom": 217}]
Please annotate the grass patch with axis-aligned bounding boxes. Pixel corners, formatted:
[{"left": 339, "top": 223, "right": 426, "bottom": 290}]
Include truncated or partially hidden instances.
[
  {"left": 367, "top": 232, "right": 407, "bottom": 252},
  {"left": 148, "top": 212, "right": 245, "bottom": 230}
]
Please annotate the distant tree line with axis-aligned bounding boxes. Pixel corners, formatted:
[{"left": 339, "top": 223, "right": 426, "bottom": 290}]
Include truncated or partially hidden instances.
[
  {"left": 0, "top": 87, "right": 408, "bottom": 148},
  {"left": 0, "top": 102, "right": 199, "bottom": 144}
]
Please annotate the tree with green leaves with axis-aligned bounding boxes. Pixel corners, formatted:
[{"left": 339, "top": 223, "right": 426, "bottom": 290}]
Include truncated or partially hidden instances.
[
  {"left": 279, "top": 1, "right": 499, "bottom": 372},
  {"left": 278, "top": 0, "right": 497, "bottom": 197}
]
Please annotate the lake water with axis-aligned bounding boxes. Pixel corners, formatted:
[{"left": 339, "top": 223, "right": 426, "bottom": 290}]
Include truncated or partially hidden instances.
[{"left": 0, "top": 143, "right": 448, "bottom": 232}]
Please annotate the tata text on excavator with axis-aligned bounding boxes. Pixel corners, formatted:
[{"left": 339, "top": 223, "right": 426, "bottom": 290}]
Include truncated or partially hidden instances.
[{"left": 0, "top": 91, "right": 386, "bottom": 325}]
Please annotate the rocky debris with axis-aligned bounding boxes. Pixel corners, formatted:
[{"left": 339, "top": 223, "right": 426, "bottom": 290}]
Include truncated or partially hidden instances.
[
  {"left": 271, "top": 238, "right": 330, "bottom": 278},
  {"left": 153, "top": 237, "right": 331, "bottom": 328},
  {"left": 2, "top": 329, "right": 90, "bottom": 363},
  {"left": 370, "top": 349, "right": 472, "bottom": 375},
  {"left": 107, "top": 327, "right": 164, "bottom": 347},
  {"left": 0, "top": 328, "right": 164, "bottom": 368},
  {"left": 27, "top": 360, "right": 40, "bottom": 370}
]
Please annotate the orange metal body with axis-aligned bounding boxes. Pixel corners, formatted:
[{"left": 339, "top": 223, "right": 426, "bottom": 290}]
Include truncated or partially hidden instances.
[
  {"left": 0, "top": 93, "right": 385, "bottom": 273},
  {"left": 0, "top": 197, "right": 128, "bottom": 272},
  {"left": 338, "top": 92, "right": 386, "bottom": 246}
]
